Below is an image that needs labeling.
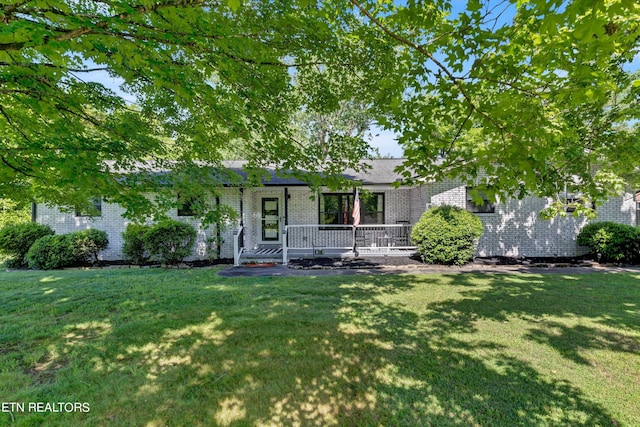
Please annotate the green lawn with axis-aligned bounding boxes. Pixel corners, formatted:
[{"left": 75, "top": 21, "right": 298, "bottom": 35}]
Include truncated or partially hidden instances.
[{"left": 0, "top": 268, "right": 639, "bottom": 426}]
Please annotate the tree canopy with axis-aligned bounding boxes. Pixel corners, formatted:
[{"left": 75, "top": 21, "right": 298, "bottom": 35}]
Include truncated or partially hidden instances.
[{"left": 1, "top": 0, "right": 639, "bottom": 219}]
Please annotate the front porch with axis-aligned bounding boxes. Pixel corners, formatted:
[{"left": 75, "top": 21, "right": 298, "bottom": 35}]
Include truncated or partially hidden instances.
[{"left": 234, "top": 224, "right": 417, "bottom": 265}]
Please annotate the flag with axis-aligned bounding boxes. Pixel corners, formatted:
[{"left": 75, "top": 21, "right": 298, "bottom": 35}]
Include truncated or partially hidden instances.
[{"left": 352, "top": 188, "right": 361, "bottom": 226}]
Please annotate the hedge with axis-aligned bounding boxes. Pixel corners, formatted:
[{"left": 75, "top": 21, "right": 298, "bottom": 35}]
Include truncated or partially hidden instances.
[
  {"left": 25, "top": 229, "right": 109, "bottom": 270},
  {"left": 144, "top": 220, "right": 196, "bottom": 265},
  {"left": 0, "top": 223, "right": 54, "bottom": 268},
  {"left": 577, "top": 222, "right": 640, "bottom": 264},
  {"left": 122, "top": 224, "right": 152, "bottom": 265},
  {"left": 411, "top": 205, "right": 484, "bottom": 266}
]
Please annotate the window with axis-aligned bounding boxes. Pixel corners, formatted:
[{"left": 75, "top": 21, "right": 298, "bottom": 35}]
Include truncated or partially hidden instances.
[
  {"left": 75, "top": 197, "right": 102, "bottom": 217},
  {"left": 466, "top": 188, "right": 495, "bottom": 213},
  {"left": 319, "top": 192, "right": 384, "bottom": 225},
  {"left": 565, "top": 195, "right": 595, "bottom": 213},
  {"left": 177, "top": 194, "right": 202, "bottom": 217},
  {"left": 565, "top": 198, "right": 582, "bottom": 213},
  {"left": 361, "top": 192, "right": 384, "bottom": 224},
  {"left": 320, "top": 193, "right": 353, "bottom": 225}
]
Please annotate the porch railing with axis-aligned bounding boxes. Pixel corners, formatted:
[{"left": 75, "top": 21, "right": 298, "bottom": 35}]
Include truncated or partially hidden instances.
[
  {"left": 233, "top": 226, "right": 244, "bottom": 266},
  {"left": 282, "top": 224, "right": 414, "bottom": 265}
]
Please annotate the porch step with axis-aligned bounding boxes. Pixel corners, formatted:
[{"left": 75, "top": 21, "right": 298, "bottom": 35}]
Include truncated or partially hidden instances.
[
  {"left": 239, "top": 247, "right": 284, "bottom": 264},
  {"left": 246, "top": 247, "right": 283, "bottom": 256}
]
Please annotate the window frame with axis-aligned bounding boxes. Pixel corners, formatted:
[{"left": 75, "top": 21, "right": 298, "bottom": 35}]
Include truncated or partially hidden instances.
[
  {"left": 565, "top": 196, "right": 595, "bottom": 213},
  {"left": 75, "top": 197, "right": 102, "bottom": 218},
  {"left": 318, "top": 192, "right": 385, "bottom": 225},
  {"left": 466, "top": 187, "right": 495, "bottom": 214},
  {"left": 177, "top": 194, "right": 202, "bottom": 217}
]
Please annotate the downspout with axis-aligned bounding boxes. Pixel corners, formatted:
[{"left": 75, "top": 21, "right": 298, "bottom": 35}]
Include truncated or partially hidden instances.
[
  {"left": 215, "top": 196, "right": 221, "bottom": 260},
  {"left": 284, "top": 187, "right": 289, "bottom": 226},
  {"left": 31, "top": 202, "right": 36, "bottom": 222},
  {"left": 283, "top": 187, "right": 289, "bottom": 265},
  {"left": 239, "top": 188, "right": 244, "bottom": 227}
]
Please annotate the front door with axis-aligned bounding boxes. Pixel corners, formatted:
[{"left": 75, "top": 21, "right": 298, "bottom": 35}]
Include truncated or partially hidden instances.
[{"left": 261, "top": 197, "right": 281, "bottom": 243}]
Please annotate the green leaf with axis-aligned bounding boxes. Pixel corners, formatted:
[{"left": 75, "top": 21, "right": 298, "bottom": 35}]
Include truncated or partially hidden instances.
[{"left": 227, "top": 0, "right": 242, "bottom": 12}]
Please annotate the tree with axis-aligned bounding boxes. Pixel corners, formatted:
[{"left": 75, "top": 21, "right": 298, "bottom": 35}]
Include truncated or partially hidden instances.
[
  {"left": 353, "top": 0, "right": 640, "bottom": 214},
  {"left": 0, "top": 0, "right": 386, "bottom": 220},
  {"left": 1, "top": 1, "right": 639, "bottom": 219},
  {"left": 0, "top": 199, "right": 30, "bottom": 228}
]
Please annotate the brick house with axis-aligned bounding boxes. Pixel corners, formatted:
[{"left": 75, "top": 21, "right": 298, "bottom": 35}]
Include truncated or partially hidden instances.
[{"left": 34, "top": 159, "right": 637, "bottom": 264}]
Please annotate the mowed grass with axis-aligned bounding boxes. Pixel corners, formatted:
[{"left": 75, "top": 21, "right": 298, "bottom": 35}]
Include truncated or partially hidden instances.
[{"left": 0, "top": 268, "right": 639, "bottom": 426}]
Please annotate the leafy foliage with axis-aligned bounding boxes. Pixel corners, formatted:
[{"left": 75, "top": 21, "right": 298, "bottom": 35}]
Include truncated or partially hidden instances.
[
  {"left": 577, "top": 222, "right": 640, "bottom": 264},
  {"left": 24, "top": 229, "right": 109, "bottom": 269},
  {"left": 411, "top": 205, "right": 483, "bottom": 265},
  {"left": 0, "top": 200, "right": 31, "bottom": 229},
  {"left": 122, "top": 224, "right": 153, "bottom": 265},
  {"left": 0, "top": 0, "right": 380, "bottom": 220},
  {"left": 69, "top": 229, "right": 109, "bottom": 264},
  {"left": 1, "top": 1, "right": 639, "bottom": 218},
  {"left": 25, "top": 235, "right": 75, "bottom": 270},
  {"left": 144, "top": 220, "right": 197, "bottom": 265},
  {"left": 365, "top": 1, "right": 640, "bottom": 212},
  {"left": 0, "top": 222, "right": 54, "bottom": 267}
]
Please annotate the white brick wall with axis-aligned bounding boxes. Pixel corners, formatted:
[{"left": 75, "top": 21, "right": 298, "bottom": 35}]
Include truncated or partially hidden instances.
[
  {"left": 422, "top": 182, "right": 637, "bottom": 257},
  {"left": 36, "top": 188, "right": 242, "bottom": 261},
  {"left": 36, "top": 182, "right": 637, "bottom": 261}
]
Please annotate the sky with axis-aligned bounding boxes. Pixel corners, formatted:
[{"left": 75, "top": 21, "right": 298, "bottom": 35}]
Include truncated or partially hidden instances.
[{"left": 369, "top": 127, "right": 403, "bottom": 158}]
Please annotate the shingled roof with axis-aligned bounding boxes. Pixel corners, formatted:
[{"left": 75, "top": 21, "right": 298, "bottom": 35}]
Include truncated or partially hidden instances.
[
  {"left": 108, "top": 158, "right": 409, "bottom": 186},
  {"left": 221, "top": 158, "right": 407, "bottom": 186}
]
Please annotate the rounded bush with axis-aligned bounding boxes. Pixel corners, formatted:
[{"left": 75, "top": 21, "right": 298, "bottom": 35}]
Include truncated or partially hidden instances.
[
  {"left": 122, "top": 224, "right": 152, "bottom": 265},
  {"left": 0, "top": 222, "right": 54, "bottom": 267},
  {"left": 411, "top": 205, "right": 483, "bottom": 265},
  {"left": 577, "top": 222, "right": 640, "bottom": 264},
  {"left": 69, "top": 229, "right": 109, "bottom": 264},
  {"left": 145, "top": 220, "right": 196, "bottom": 265},
  {"left": 25, "top": 229, "right": 109, "bottom": 270},
  {"left": 25, "top": 234, "right": 75, "bottom": 270}
]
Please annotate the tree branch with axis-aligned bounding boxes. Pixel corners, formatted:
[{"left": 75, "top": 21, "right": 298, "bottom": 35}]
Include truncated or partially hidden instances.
[
  {"left": 349, "top": 0, "right": 506, "bottom": 131},
  {"left": 0, "top": 0, "right": 216, "bottom": 51},
  {"left": 0, "top": 61, "right": 109, "bottom": 73}
]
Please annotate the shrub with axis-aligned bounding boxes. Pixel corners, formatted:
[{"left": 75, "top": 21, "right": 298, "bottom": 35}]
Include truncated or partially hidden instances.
[
  {"left": 0, "top": 222, "right": 54, "bottom": 267},
  {"left": 411, "top": 205, "right": 484, "bottom": 266},
  {"left": 145, "top": 220, "right": 196, "bottom": 265},
  {"left": 122, "top": 224, "right": 152, "bottom": 265},
  {"left": 69, "top": 229, "right": 109, "bottom": 264},
  {"left": 577, "top": 222, "right": 640, "bottom": 264},
  {"left": 25, "top": 234, "right": 75, "bottom": 270},
  {"left": 25, "top": 229, "right": 109, "bottom": 270}
]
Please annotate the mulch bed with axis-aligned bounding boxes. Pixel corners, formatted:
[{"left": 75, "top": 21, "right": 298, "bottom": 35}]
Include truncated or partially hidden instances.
[{"left": 288, "top": 255, "right": 596, "bottom": 270}]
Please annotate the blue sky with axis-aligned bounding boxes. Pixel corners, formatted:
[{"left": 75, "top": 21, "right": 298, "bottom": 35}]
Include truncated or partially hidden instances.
[{"left": 370, "top": 127, "right": 403, "bottom": 157}]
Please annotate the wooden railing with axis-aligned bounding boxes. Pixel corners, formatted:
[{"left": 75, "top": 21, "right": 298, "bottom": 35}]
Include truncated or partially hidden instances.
[
  {"left": 233, "top": 226, "right": 244, "bottom": 266},
  {"left": 282, "top": 224, "right": 414, "bottom": 265}
]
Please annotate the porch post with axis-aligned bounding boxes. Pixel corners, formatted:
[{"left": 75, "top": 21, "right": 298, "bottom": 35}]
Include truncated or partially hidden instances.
[
  {"left": 282, "top": 226, "right": 288, "bottom": 265},
  {"left": 233, "top": 228, "right": 240, "bottom": 266},
  {"left": 233, "top": 226, "right": 244, "bottom": 266}
]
